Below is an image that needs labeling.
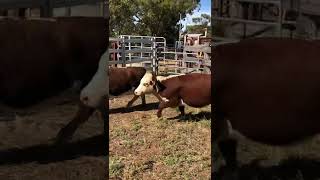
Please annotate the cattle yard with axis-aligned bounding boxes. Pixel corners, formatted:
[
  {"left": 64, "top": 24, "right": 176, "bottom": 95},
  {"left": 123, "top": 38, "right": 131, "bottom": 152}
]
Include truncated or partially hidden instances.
[
  {"left": 109, "top": 35, "right": 211, "bottom": 75},
  {"left": 106, "top": 34, "right": 212, "bottom": 178},
  {"left": 106, "top": 35, "right": 212, "bottom": 179}
]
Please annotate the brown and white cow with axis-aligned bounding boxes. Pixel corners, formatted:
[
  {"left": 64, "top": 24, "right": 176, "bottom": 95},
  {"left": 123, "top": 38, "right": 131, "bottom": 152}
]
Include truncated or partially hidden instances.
[
  {"left": 212, "top": 37, "right": 320, "bottom": 175},
  {"left": 80, "top": 51, "right": 147, "bottom": 108},
  {"left": 58, "top": 63, "right": 147, "bottom": 144},
  {"left": 0, "top": 17, "right": 108, "bottom": 107},
  {"left": 154, "top": 73, "right": 211, "bottom": 118},
  {"left": 0, "top": 17, "right": 108, "bottom": 144},
  {"left": 59, "top": 51, "right": 147, "bottom": 143},
  {"left": 130, "top": 71, "right": 182, "bottom": 108}
]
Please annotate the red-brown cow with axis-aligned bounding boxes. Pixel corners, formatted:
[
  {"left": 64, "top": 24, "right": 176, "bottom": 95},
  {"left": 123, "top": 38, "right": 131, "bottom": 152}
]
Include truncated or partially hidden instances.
[
  {"left": 154, "top": 73, "right": 211, "bottom": 118},
  {"left": 213, "top": 37, "right": 320, "bottom": 176},
  {"left": 0, "top": 17, "right": 108, "bottom": 143}
]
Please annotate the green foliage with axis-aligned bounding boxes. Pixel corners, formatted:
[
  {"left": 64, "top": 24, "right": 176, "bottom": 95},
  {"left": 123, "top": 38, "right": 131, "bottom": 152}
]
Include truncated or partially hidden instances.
[
  {"left": 110, "top": 0, "right": 201, "bottom": 43},
  {"left": 185, "top": 13, "right": 212, "bottom": 37},
  {"left": 109, "top": 0, "right": 139, "bottom": 36}
]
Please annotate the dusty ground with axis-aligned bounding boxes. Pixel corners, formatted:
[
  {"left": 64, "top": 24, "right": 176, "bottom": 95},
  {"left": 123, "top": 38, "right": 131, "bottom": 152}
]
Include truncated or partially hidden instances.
[
  {"left": 213, "top": 127, "right": 320, "bottom": 180},
  {"left": 109, "top": 93, "right": 211, "bottom": 179},
  {"left": 0, "top": 90, "right": 106, "bottom": 180}
]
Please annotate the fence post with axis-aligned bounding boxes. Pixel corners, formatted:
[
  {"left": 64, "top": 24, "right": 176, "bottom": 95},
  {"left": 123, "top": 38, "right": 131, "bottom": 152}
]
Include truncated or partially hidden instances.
[
  {"left": 121, "top": 38, "right": 126, "bottom": 67},
  {"left": 151, "top": 37, "right": 157, "bottom": 75},
  {"left": 128, "top": 36, "right": 131, "bottom": 67}
]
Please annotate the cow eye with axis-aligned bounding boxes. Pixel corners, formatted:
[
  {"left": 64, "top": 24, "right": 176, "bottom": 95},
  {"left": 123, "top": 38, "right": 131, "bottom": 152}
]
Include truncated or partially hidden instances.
[{"left": 143, "top": 83, "right": 149, "bottom": 87}]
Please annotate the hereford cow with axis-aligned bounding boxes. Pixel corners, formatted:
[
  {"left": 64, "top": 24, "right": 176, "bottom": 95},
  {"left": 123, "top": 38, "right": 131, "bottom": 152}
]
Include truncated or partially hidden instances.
[
  {"left": 0, "top": 17, "right": 108, "bottom": 143},
  {"left": 80, "top": 50, "right": 147, "bottom": 108},
  {"left": 212, "top": 37, "right": 320, "bottom": 176},
  {"left": 130, "top": 71, "right": 182, "bottom": 108},
  {"left": 154, "top": 73, "right": 211, "bottom": 118},
  {"left": 58, "top": 49, "right": 147, "bottom": 143}
]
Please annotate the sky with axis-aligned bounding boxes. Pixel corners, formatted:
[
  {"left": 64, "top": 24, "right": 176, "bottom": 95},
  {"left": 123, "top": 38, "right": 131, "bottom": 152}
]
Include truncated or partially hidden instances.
[{"left": 180, "top": 0, "right": 211, "bottom": 31}]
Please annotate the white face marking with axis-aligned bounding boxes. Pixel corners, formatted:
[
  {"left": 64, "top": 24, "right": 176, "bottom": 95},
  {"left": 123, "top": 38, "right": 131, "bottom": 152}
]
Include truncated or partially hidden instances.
[
  {"left": 134, "top": 73, "right": 184, "bottom": 96},
  {"left": 134, "top": 72, "right": 155, "bottom": 96},
  {"left": 80, "top": 49, "right": 109, "bottom": 108}
]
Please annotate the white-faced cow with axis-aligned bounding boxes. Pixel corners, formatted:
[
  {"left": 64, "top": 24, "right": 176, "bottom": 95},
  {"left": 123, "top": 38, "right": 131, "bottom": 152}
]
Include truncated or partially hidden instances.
[
  {"left": 80, "top": 50, "right": 147, "bottom": 108},
  {"left": 60, "top": 50, "right": 147, "bottom": 143},
  {"left": 130, "top": 71, "right": 182, "bottom": 108}
]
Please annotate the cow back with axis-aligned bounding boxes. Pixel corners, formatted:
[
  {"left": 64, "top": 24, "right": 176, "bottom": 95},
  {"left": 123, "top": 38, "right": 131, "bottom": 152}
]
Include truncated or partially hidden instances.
[
  {"left": 0, "top": 17, "right": 108, "bottom": 107},
  {"left": 213, "top": 37, "right": 320, "bottom": 144}
]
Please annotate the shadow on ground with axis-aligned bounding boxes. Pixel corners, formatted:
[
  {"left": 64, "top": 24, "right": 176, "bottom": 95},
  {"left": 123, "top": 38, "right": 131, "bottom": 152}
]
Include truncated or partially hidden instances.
[
  {"left": 213, "top": 157, "right": 320, "bottom": 180},
  {"left": 168, "top": 111, "right": 211, "bottom": 122},
  {"left": 0, "top": 134, "right": 106, "bottom": 165},
  {"left": 109, "top": 102, "right": 159, "bottom": 114}
]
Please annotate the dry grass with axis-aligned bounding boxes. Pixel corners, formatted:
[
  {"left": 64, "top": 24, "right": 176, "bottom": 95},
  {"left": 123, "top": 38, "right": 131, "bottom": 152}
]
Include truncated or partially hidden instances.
[{"left": 109, "top": 94, "right": 211, "bottom": 179}]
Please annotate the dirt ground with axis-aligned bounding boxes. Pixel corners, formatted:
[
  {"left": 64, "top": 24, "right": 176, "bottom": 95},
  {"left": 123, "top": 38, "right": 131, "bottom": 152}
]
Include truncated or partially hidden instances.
[
  {"left": 0, "top": 90, "right": 106, "bottom": 180},
  {"left": 109, "top": 93, "right": 211, "bottom": 179}
]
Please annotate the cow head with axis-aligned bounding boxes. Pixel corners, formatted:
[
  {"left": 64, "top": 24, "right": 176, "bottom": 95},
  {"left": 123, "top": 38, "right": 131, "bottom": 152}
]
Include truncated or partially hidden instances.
[
  {"left": 134, "top": 71, "right": 157, "bottom": 96},
  {"left": 80, "top": 49, "right": 109, "bottom": 108}
]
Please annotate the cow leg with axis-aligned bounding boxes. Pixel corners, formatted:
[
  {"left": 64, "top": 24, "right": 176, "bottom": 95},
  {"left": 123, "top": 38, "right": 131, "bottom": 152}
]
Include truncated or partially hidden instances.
[
  {"left": 140, "top": 94, "right": 146, "bottom": 106},
  {"left": 157, "top": 97, "right": 179, "bottom": 118},
  {"left": 178, "top": 99, "right": 185, "bottom": 116},
  {"left": 126, "top": 95, "right": 139, "bottom": 108},
  {"left": 152, "top": 91, "right": 163, "bottom": 102},
  {"left": 55, "top": 102, "right": 95, "bottom": 144},
  {"left": 213, "top": 109, "right": 239, "bottom": 178},
  {"left": 217, "top": 139, "right": 239, "bottom": 180}
]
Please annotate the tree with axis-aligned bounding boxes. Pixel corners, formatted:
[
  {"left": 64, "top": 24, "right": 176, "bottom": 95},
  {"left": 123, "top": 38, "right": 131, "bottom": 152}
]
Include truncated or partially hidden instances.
[
  {"left": 109, "top": 0, "right": 201, "bottom": 44},
  {"left": 109, "top": 0, "right": 139, "bottom": 36},
  {"left": 185, "top": 13, "right": 212, "bottom": 37}
]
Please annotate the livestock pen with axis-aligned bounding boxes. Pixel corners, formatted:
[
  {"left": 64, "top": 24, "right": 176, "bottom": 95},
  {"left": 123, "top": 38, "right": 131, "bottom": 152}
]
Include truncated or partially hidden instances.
[{"left": 108, "top": 35, "right": 211, "bottom": 179}]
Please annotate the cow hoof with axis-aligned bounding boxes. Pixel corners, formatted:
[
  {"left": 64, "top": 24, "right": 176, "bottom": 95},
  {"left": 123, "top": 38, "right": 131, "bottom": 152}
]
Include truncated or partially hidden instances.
[
  {"left": 220, "top": 166, "right": 239, "bottom": 180},
  {"left": 53, "top": 136, "right": 69, "bottom": 146},
  {"left": 179, "top": 115, "right": 187, "bottom": 120},
  {"left": 157, "top": 112, "right": 162, "bottom": 118}
]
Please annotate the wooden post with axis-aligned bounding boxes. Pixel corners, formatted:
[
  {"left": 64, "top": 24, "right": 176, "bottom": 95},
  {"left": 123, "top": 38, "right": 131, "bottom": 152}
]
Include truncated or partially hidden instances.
[
  {"left": 242, "top": 2, "right": 249, "bottom": 39},
  {"left": 219, "top": 0, "right": 223, "bottom": 16},
  {"left": 121, "top": 39, "right": 126, "bottom": 67},
  {"left": 18, "top": 8, "right": 26, "bottom": 17},
  {"left": 65, "top": 7, "right": 71, "bottom": 16},
  {"left": 27, "top": 8, "right": 31, "bottom": 17},
  {"left": 40, "top": 0, "right": 53, "bottom": 17},
  {"left": 278, "top": 0, "right": 283, "bottom": 37},
  {"left": 99, "top": 1, "right": 104, "bottom": 16}
]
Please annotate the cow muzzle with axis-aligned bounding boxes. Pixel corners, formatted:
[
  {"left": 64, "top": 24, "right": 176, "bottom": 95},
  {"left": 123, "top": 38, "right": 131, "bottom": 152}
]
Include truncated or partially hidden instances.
[{"left": 134, "top": 89, "right": 142, "bottom": 96}]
